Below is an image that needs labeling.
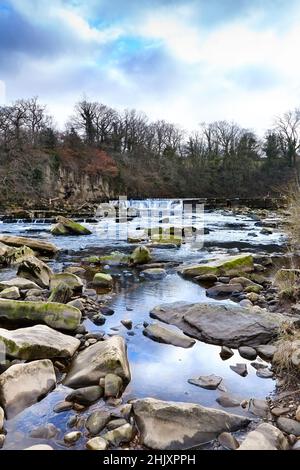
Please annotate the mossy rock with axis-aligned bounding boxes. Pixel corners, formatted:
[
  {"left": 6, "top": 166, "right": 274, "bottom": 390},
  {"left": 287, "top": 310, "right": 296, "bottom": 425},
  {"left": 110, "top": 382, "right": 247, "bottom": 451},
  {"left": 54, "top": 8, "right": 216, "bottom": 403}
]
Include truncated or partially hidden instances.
[
  {"left": 84, "top": 252, "right": 129, "bottom": 266},
  {"left": 51, "top": 216, "right": 92, "bottom": 236},
  {"left": 150, "top": 235, "right": 182, "bottom": 246},
  {"left": 130, "top": 246, "right": 151, "bottom": 265},
  {"left": 181, "top": 254, "right": 254, "bottom": 278},
  {"left": 93, "top": 273, "right": 113, "bottom": 287},
  {"left": 50, "top": 273, "right": 83, "bottom": 294},
  {"left": 0, "top": 299, "right": 81, "bottom": 330},
  {"left": 244, "top": 284, "right": 263, "bottom": 294}
]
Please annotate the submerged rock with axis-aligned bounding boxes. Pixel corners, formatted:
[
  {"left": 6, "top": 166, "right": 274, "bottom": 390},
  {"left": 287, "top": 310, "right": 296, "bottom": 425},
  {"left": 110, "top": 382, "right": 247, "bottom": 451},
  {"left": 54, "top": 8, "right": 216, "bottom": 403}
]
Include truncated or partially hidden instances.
[
  {"left": 0, "top": 235, "right": 58, "bottom": 256},
  {"left": 30, "top": 423, "right": 59, "bottom": 439},
  {"left": 17, "top": 256, "right": 53, "bottom": 288},
  {"left": 0, "top": 359, "right": 56, "bottom": 418},
  {"left": 206, "top": 283, "right": 243, "bottom": 298},
  {"left": 141, "top": 268, "right": 167, "bottom": 280},
  {"left": 64, "top": 336, "right": 131, "bottom": 388},
  {"left": 0, "top": 324, "right": 80, "bottom": 360},
  {"left": 181, "top": 254, "right": 254, "bottom": 278},
  {"left": 239, "top": 423, "right": 289, "bottom": 450},
  {"left": 150, "top": 301, "right": 289, "bottom": 348},
  {"left": 132, "top": 398, "right": 250, "bottom": 450},
  {"left": 51, "top": 216, "right": 92, "bottom": 236},
  {"left": 0, "top": 299, "right": 81, "bottom": 331},
  {"left": 143, "top": 323, "right": 196, "bottom": 349}
]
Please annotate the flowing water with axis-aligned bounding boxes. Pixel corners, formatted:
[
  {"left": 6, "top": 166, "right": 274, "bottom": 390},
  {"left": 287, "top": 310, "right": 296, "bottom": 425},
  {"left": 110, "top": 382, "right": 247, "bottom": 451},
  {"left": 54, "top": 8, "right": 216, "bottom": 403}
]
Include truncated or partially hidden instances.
[{"left": 0, "top": 200, "right": 287, "bottom": 449}]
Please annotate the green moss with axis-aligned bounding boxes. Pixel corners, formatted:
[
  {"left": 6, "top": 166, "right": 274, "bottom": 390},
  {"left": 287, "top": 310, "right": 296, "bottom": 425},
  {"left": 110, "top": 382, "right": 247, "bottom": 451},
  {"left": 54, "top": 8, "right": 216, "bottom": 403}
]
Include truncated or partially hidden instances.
[
  {"left": 130, "top": 246, "right": 151, "bottom": 265},
  {"left": 182, "top": 254, "right": 254, "bottom": 278},
  {"left": 51, "top": 216, "right": 92, "bottom": 236},
  {"left": 245, "top": 284, "right": 263, "bottom": 293},
  {"left": 93, "top": 272, "right": 113, "bottom": 286}
]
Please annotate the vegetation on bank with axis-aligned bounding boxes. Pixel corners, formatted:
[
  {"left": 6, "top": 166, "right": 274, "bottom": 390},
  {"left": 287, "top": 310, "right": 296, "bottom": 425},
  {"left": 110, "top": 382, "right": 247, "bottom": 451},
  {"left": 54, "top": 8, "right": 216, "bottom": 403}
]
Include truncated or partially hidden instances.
[{"left": 0, "top": 97, "right": 300, "bottom": 205}]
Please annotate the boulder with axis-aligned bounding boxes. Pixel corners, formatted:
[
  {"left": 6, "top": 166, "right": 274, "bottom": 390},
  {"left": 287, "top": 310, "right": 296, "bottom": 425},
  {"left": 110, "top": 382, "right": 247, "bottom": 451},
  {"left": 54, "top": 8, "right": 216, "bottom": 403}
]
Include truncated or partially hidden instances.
[
  {"left": 86, "top": 410, "right": 111, "bottom": 435},
  {"left": 0, "top": 286, "right": 20, "bottom": 300},
  {"left": 206, "top": 283, "right": 243, "bottom": 298},
  {"left": 239, "top": 423, "right": 289, "bottom": 450},
  {"left": 0, "top": 235, "right": 58, "bottom": 256},
  {"left": 229, "top": 277, "right": 258, "bottom": 287},
  {"left": 141, "top": 268, "right": 167, "bottom": 280},
  {"left": 4, "top": 245, "right": 34, "bottom": 265},
  {"left": 150, "top": 301, "right": 289, "bottom": 348},
  {"left": 104, "top": 373, "right": 123, "bottom": 398},
  {"left": 66, "top": 386, "right": 103, "bottom": 405},
  {"left": 143, "top": 323, "right": 195, "bottom": 349},
  {"left": 86, "top": 437, "right": 108, "bottom": 450},
  {"left": 0, "top": 359, "right": 56, "bottom": 418},
  {"left": 218, "top": 432, "right": 240, "bottom": 450},
  {"left": 17, "top": 256, "right": 53, "bottom": 288},
  {"left": 132, "top": 398, "right": 250, "bottom": 450},
  {"left": 130, "top": 246, "right": 151, "bottom": 265},
  {"left": 181, "top": 254, "right": 254, "bottom": 278},
  {"left": 50, "top": 273, "right": 83, "bottom": 294},
  {"left": 93, "top": 273, "right": 113, "bottom": 287},
  {"left": 0, "top": 407, "right": 3, "bottom": 431},
  {"left": 216, "top": 393, "right": 242, "bottom": 408},
  {"left": 276, "top": 417, "right": 300, "bottom": 436},
  {"left": 107, "top": 418, "right": 128, "bottom": 430},
  {"left": 0, "top": 325, "right": 80, "bottom": 360},
  {"left": 256, "top": 344, "right": 277, "bottom": 361},
  {"left": 51, "top": 216, "right": 92, "bottom": 236},
  {"left": 64, "top": 336, "right": 131, "bottom": 388},
  {"left": 0, "top": 277, "right": 41, "bottom": 291},
  {"left": 0, "top": 299, "right": 81, "bottom": 331},
  {"left": 102, "top": 423, "right": 134, "bottom": 446},
  {"left": 48, "top": 282, "right": 72, "bottom": 304}
]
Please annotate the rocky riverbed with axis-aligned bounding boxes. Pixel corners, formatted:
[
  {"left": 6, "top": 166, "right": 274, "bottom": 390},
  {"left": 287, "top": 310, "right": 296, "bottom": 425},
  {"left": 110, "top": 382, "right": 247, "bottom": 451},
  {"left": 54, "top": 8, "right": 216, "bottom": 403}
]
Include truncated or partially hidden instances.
[{"left": 0, "top": 199, "right": 299, "bottom": 451}]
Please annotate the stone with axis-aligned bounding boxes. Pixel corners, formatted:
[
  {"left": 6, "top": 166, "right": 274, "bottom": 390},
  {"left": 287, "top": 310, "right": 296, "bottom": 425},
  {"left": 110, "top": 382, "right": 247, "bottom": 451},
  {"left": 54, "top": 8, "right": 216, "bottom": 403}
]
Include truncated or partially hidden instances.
[
  {"left": 64, "top": 431, "right": 82, "bottom": 444},
  {"left": 130, "top": 246, "right": 151, "bottom": 265},
  {"left": 181, "top": 254, "right": 254, "bottom": 278},
  {"left": 0, "top": 434, "right": 5, "bottom": 449},
  {"left": 239, "top": 423, "right": 289, "bottom": 450},
  {"left": 0, "top": 299, "right": 81, "bottom": 331},
  {"left": 0, "top": 286, "right": 20, "bottom": 300},
  {"left": 141, "top": 268, "right": 167, "bottom": 280},
  {"left": 50, "top": 273, "right": 83, "bottom": 294},
  {"left": 256, "top": 368, "right": 274, "bottom": 378},
  {"left": 67, "top": 299, "right": 84, "bottom": 311},
  {"left": 86, "top": 437, "right": 108, "bottom": 450},
  {"left": 66, "top": 386, "right": 103, "bottom": 405},
  {"left": 256, "top": 344, "right": 277, "bottom": 361},
  {"left": 220, "top": 346, "right": 234, "bottom": 360},
  {"left": 121, "top": 319, "right": 133, "bottom": 330},
  {"left": 188, "top": 374, "right": 223, "bottom": 390},
  {"left": 218, "top": 432, "right": 239, "bottom": 450},
  {"left": 0, "top": 359, "right": 56, "bottom": 418},
  {"left": 251, "top": 362, "right": 268, "bottom": 370},
  {"left": 93, "top": 273, "right": 113, "bottom": 287},
  {"left": 271, "top": 407, "right": 290, "bottom": 417},
  {"left": 296, "top": 405, "right": 300, "bottom": 422},
  {"left": 150, "top": 301, "right": 290, "bottom": 348},
  {"left": 230, "top": 363, "right": 248, "bottom": 377},
  {"left": 86, "top": 410, "right": 111, "bottom": 435},
  {"left": 216, "top": 393, "right": 242, "bottom": 408},
  {"left": 229, "top": 277, "right": 257, "bottom": 287},
  {"left": 120, "top": 404, "right": 132, "bottom": 419},
  {"left": 17, "top": 256, "right": 53, "bottom": 288},
  {"left": 107, "top": 418, "right": 128, "bottom": 430},
  {"left": 0, "top": 277, "right": 41, "bottom": 291},
  {"left": 93, "top": 313, "right": 106, "bottom": 326},
  {"left": 64, "top": 336, "right": 131, "bottom": 388},
  {"left": 206, "top": 284, "right": 243, "bottom": 298},
  {"left": 53, "top": 401, "right": 73, "bottom": 413},
  {"left": 245, "top": 284, "right": 263, "bottom": 294},
  {"left": 100, "top": 306, "right": 115, "bottom": 316},
  {"left": 102, "top": 423, "right": 134, "bottom": 446},
  {"left": 246, "top": 293, "right": 260, "bottom": 302},
  {"left": 195, "top": 274, "right": 218, "bottom": 283},
  {"left": 132, "top": 398, "right": 250, "bottom": 450},
  {"left": 65, "top": 266, "right": 86, "bottom": 276},
  {"left": 0, "top": 324, "right": 80, "bottom": 360},
  {"left": 30, "top": 423, "right": 59, "bottom": 439},
  {"left": 49, "top": 282, "right": 72, "bottom": 304},
  {"left": 104, "top": 374, "right": 123, "bottom": 398},
  {"left": 0, "top": 235, "right": 58, "bottom": 256},
  {"left": 25, "top": 444, "right": 54, "bottom": 450},
  {"left": 51, "top": 216, "right": 92, "bottom": 236},
  {"left": 0, "top": 407, "right": 3, "bottom": 431},
  {"left": 249, "top": 399, "right": 269, "bottom": 418},
  {"left": 143, "top": 323, "right": 195, "bottom": 349},
  {"left": 292, "top": 441, "right": 300, "bottom": 450},
  {"left": 239, "top": 299, "right": 253, "bottom": 308},
  {"left": 277, "top": 417, "right": 300, "bottom": 436},
  {"left": 238, "top": 346, "right": 257, "bottom": 360}
]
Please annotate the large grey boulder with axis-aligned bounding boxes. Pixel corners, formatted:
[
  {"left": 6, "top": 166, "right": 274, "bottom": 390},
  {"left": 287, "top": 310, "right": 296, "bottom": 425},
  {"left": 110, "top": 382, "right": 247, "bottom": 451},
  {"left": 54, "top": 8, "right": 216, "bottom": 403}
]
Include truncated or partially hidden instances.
[
  {"left": 0, "top": 325, "right": 80, "bottom": 360},
  {"left": 143, "top": 323, "right": 195, "bottom": 348},
  {"left": 150, "top": 302, "right": 293, "bottom": 348},
  {"left": 0, "top": 299, "right": 81, "bottom": 331},
  {"left": 132, "top": 398, "right": 250, "bottom": 450},
  {"left": 0, "top": 360, "right": 56, "bottom": 418},
  {"left": 64, "top": 336, "right": 131, "bottom": 388},
  {"left": 17, "top": 256, "right": 53, "bottom": 288},
  {"left": 0, "top": 235, "right": 58, "bottom": 256},
  {"left": 239, "top": 423, "right": 289, "bottom": 450},
  {"left": 0, "top": 278, "right": 41, "bottom": 291}
]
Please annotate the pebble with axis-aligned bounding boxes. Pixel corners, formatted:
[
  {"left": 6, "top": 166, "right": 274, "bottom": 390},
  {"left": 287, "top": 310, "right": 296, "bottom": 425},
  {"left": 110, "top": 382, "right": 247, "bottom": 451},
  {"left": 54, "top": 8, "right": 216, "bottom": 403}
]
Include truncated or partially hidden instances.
[
  {"left": 53, "top": 401, "right": 73, "bottom": 413},
  {"left": 271, "top": 407, "right": 290, "bottom": 417},
  {"left": 86, "top": 410, "right": 111, "bottom": 435},
  {"left": 218, "top": 432, "right": 240, "bottom": 450},
  {"left": 64, "top": 431, "right": 82, "bottom": 444},
  {"left": 106, "top": 418, "right": 128, "bottom": 431},
  {"left": 86, "top": 437, "right": 108, "bottom": 450},
  {"left": 121, "top": 319, "right": 133, "bottom": 330},
  {"left": 219, "top": 346, "right": 234, "bottom": 360},
  {"left": 238, "top": 346, "right": 257, "bottom": 360},
  {"left": 230, "top": 363, "right": 248, "bottom": 377}
]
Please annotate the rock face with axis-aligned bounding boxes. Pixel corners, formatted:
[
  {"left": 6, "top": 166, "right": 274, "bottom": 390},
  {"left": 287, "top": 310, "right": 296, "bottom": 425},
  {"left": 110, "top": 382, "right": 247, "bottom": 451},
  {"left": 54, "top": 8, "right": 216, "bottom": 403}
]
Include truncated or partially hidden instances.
[
  {"left": 0, "top": 235, "right": 58, "bottom": 256},
  {"left": 130, "top": 246, "right": 151, "bottom": 265},
  {"left": 0, "top": 299, "right": 81, "bottom": 331},
  {"left": 50, "top": 273, "right": 83, "bottom": 294},
  {"left": 150, "top": 301, "right": 291, "bottom": 348},
  {"left": 132, "top": 398, "right": 250, "bottom": 450},
  {"left": 64, "top": 336, "right": 131, "bottom": 388},
  {"left": 181, "top": 254, "right": 254, "bottom": 278},
  {"left": 143, "top": 323, "right": 196, "bottom": 349},
  {"left": 17, "top": 256, "right": 53, "bottom": 288},
  {"left": 239, "top": 423, "right": 289, "bottom": 450},
  {"left": 0, "top": 359, "right": 56, "bottom": 418},
  {"left": 0, "top": 325, "right": 80, "bottom": 360},
  {"left": 51, "top": 216, "right": 92, "bottom": 236}
]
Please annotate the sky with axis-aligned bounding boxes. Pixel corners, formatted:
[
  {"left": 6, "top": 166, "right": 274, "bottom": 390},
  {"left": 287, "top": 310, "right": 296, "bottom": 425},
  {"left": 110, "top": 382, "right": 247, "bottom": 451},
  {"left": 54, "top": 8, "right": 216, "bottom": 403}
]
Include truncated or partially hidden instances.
[{"left": 0, "top": 0, "right": 300, "bottom": 134}]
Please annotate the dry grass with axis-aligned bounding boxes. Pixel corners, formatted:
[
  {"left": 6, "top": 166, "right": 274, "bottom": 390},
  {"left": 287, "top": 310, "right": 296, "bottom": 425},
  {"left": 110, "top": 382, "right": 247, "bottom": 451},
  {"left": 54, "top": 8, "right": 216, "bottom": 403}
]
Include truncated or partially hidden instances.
[{"left": 273, "top": 323, "right": 300, "bottom": 381}]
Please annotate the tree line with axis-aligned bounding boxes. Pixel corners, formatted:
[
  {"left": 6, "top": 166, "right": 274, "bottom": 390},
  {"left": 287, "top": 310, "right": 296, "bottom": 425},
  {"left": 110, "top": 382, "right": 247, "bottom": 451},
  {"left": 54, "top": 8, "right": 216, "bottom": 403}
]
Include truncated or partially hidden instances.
[{"left": 0, "top": 96, "right": 299, "bottom": 204}]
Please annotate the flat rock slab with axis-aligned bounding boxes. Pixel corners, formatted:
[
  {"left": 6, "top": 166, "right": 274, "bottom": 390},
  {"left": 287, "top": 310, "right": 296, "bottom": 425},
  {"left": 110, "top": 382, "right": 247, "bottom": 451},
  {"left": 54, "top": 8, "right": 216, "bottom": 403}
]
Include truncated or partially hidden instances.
[
  {"left": 143, "top": 323, "right": 195, "bottom": 349},
  {"left": 132, "top": 398, "right": 250, "bottom": 450},
  {"left": 0, "top": 299, "right": 81, "bottom": 331},
  {"left": 64, "top": 336, "right": 131, "bottom": 388},
  {"left": 150, "top": 301, "right": 291, "bottom": 348},
  {"left": 0, "top": 325, "right": 80, "bottom": 360},
  {"left": 188, "top": 374, "right": 223, "bottom": 390},
  {"left": 0, "top": 359, "right": 56, "bottom": 419},
  {"left": 0, "top": 235, "right": 58, "bottom": 256}
]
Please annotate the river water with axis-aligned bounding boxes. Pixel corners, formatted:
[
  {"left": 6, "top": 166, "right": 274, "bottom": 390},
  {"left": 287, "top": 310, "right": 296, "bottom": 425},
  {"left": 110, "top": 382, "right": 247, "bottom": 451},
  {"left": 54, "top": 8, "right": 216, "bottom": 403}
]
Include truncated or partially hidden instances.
[{"left": 0, "top": 200, "right": 287, "bottom": 450}]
